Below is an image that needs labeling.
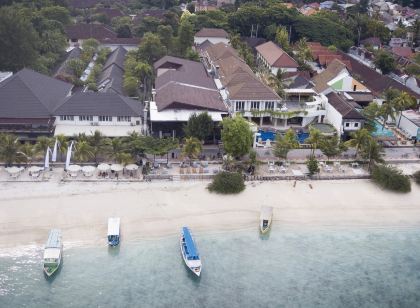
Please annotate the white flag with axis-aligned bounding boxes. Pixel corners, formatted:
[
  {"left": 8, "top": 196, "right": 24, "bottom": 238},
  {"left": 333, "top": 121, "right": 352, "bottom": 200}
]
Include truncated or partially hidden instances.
[
  {"left": 44, "top": 147, "right": 50, "bottom": 169},
  {"left": 52, "top": 139, "right": 58, "bottom": 162},
  {"left": 65, "top": 141, "right": 74, "bottom": 170}
]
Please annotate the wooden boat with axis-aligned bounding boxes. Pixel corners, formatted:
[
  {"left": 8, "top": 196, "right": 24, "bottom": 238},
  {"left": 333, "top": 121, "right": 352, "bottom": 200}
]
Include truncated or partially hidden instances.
[
  {"left": 107, "top": 217, "right": 120, "bottom": 246},
  {"left": 43, "top": 229, "right": 63, "bottom": 277},
  {"left": 260, "top": 206, "right": 273, "bottom": 234},
  {"left": 180, "top": 227, "right": 202, "bottom": 276}
]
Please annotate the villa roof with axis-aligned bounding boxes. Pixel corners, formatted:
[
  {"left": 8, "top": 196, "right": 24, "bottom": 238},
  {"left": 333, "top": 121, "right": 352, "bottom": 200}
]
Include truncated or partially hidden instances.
[
  {"left": 326, "top": 92, "right": 365, "bottom": 119},
  {"left": 255, "top": 41, "right": 298, "bottom": 68},
  {"left": 53, "top": 47, "right": 83, "bottom": 78},
  {"left": 195, "top": 28, "right": 229, "bottom": 38},
  {"left": 312, "top": 59, "right": 348, "bottom": 93},
  {"left": 0, "top": 68, "right": 73, "bottom": 118},
  {"left": 54, "top": 92, "right": 142, "bottom": 116},
  {"left": 97, "top": 47, "right": 127, "bottom": 95},
  {"left": 65, "top": 24, "right": 141, "bottom": 45}
]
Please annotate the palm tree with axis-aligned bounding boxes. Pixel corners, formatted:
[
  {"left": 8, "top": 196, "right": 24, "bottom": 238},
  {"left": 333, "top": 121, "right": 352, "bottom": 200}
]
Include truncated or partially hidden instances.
[
  {"left": 359, "top": 137, "right": 384, "bottom": 172},
  {"left": 110, "top": 138, "right": 126, "bottom": 161},
  {"left": 182, "top": 137, "right": 202, "bottom": 160},
  {"left": 379, "top": 102, "right": 396, "bottom": 129},
  {"left": 55, "top": 134, "right": 68, "bottom": 162},
  {"left": 88, "top": 130, "right": 111, "bottom": 163},
  {"left": 115, "top": 152, "right": 134, "bottom": 165},
  {"left": 393, "top": 91, "right": 415, "bottom": 127},
  {"left": 306, "top": 128, "right": 323, "bottom": 157},
  {"left": 345, "top": 128, "right": 370, "bottom": 157},
  {"left": 273, "top": 129, "right": 299, "bottom": 160},
  {"left": 266, "top": 70, "right": 286, "bottom": 98},
  {"left": 34, "top": 136, "right": 54, "bottom": 155},
  {"left": 296, "top": 37, "right": 312, "bottom": 63},
  {"left": 74, "top": 140, "right": 94, "bottom": 162},
  {"left": 0, "top": 134, "right": 20, "bottom": 166},
  {"left": 17, "top": 143, "right": 36, "bottom": 165}
]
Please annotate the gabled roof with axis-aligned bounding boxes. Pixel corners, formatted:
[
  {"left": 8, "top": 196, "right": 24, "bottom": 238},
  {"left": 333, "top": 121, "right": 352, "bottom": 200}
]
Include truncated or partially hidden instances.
[
  {"left": 360, "top": 37, "right": 382, "bottom": 46},
  {"left": 256, "top": 41, "right": 298, "bottom": 68},
  {"left": 53, "top": 92, "right": 142, "bottom": 116},
  {"left": 103, "top": 46, "right": 127, "bottom": 71},
  {"left": 53, "top": 47, "right": 83, "bottom": 78},
  {"left": 195, "top": 28, "right": 229, "bottom": 38},
  {"left": 0, "top": 68, "right": 73, "bottom": 118},
  {"left": 65, "top": 23, "right": 116, "bottom": 40},
  {"left": 326, "top": 92, "right": 365, "bottom": 119},
  {"left": 154, "top": 56, "right": 226, "bottom": 112},
  {"left": 312, "top": 59, "right": 348, "bottom": 93},
  {"left": 391, "top": 47, "right": 414, "bottom": 58},
  {"left": 97, "top": 47, "right": 127, "bottom": 95}
]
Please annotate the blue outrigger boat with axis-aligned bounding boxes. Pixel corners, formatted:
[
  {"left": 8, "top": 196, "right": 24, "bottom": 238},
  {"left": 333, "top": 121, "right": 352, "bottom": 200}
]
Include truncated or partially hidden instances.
[
  {"left": 107, "top": 218, "right": 120, "bottom": 246},
  {"left": 180, "top": 227, "right": 202, "bottom": 276}
]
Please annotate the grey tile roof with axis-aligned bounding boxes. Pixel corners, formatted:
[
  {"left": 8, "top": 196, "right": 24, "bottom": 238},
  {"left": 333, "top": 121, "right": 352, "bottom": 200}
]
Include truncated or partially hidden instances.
[
  {"left": 326, "top": 92, "right": 365, "bottom": 119},
  {"left": 53, "top": 47, "right": 83, "bottom": 78},
  {"left": 195, "top": 28, "right": 229, "bottom": 38},
  {"left": 0, "top": 68, "right": 73, "bottom": 118},
  {"left": 97, "top": 47, "right": 127, "bottom": 95},
  {"left": 53, "top": 92, "right": 142, "bottom": 116}
]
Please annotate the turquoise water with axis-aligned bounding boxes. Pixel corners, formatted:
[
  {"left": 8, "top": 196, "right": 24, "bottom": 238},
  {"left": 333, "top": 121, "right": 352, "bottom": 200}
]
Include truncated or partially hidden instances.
[
  {"left": 371, "top": 121, "right": 396, "bottom": 138},
  {"left": 1, "top": 228, "right": 420, "bottom": 307}
]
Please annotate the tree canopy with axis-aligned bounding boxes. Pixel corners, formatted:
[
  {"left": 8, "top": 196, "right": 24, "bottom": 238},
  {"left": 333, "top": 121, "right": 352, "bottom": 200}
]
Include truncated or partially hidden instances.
[{"left": 221, "top": 116, "right": 253, "bottom": 158}]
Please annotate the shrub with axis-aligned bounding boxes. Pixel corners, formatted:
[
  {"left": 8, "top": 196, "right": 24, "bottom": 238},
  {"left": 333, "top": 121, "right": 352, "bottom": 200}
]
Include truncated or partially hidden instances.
[
  {"left": 306, "top": 156, "right": 319, "bottom": 175},
  {"left": 371, "top": 164, "right": 411, "bottom": 193},
  {"left": 413, "top": 170, "right": 420, "bottom": 185},
  {"left": 208, "top": 172, "right": 245, "bottom": 194}
]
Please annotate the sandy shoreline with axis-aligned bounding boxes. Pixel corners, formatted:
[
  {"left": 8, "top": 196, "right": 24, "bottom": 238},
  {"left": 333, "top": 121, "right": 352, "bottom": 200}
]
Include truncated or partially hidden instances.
[{"left": 0, "top": 180, "right": 419, "bottom": 250}]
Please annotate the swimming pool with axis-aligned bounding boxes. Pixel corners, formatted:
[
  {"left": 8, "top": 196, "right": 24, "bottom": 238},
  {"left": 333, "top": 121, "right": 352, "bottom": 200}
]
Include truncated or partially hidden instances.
[
  {"left": 258, "top": 130, "right": 309, "bottom": 144},
  {"left": 371, "top": 121, "right": 396, "bottom": 138}
]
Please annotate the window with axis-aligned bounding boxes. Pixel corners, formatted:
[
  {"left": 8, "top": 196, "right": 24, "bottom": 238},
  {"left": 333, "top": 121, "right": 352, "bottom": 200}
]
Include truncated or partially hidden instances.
[
  {"left": 345, "top": 123, "right": 350, "bottom": 127},
  {"left": 354, "top": 122, "right": 359, "bottom": 128},
  {"left": 117, "top": 116, "right": 131, "bottom": 122},
  {"left": 235, "top": 101, "right": 245, "bottom": 111},
  {"left": 79, "top": 115, "right": 93, "bottom": 121},
  {"left": 99, "top": 116, "right": 112, "bottom": 122},
  {"left": 265, "top": 102, "right": 274, "bottom": 110},
  {"left": 251, "top": 101, "right": 260, "bottom": 110},
  {"left": 60, "top": 115, "right": 74, "bottom": 121}
]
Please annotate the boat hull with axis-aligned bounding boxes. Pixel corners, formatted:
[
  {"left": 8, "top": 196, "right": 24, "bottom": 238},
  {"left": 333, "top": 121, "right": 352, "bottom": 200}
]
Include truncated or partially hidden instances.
[{"left": 180, "top": 237, "right": 201, "bottom": 277}]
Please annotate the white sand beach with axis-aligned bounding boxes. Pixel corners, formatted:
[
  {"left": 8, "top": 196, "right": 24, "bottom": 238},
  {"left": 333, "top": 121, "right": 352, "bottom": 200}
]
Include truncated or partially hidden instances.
[{"left": 0, "top": 180, "right": 419, "bottom": 249}]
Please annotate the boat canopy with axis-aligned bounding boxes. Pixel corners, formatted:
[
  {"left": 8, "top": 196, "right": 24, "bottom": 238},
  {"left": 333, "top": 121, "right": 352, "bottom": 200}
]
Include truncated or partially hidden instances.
[
  {"left": 107, "top": 218, "right": 120, "bottom": 236},
  {"left": 43, "top": 248, "right": 61, "bottom": 260},
  {"left": 182, "top": 227, "right": 199, "bottom": 260},
  {"left": 46, "top": 229, "right": 62, "bottom": 248}
]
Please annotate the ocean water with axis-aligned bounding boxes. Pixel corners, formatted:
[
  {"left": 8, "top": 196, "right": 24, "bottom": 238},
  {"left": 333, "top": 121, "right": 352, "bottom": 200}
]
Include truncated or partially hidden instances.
[{"left": 1, "top": 227, "right": 420, "bottom": 308}]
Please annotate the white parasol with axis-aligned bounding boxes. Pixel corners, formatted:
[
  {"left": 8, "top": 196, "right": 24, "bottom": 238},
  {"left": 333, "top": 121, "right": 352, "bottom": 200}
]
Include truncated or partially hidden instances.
[
  {"left": 81, "top": 166, "right": 96, "bottom": 173},
  {"left": 28, "top": 166, "right": 43, "bottom": 173},
  {"left": 67, "top": 164, "right": 81, "bottom": 173},
  {"left": 110, "top": 164, "right": 123, "bottom": 172},
  {"left": 125, "top": 164, "right": 139, "bottom": 171},
  {"left": 6, "top": 166, "right": 24, "bottom": 174},
  {"left": 97, "top": 163, "right": 110, "bottom": 172}
]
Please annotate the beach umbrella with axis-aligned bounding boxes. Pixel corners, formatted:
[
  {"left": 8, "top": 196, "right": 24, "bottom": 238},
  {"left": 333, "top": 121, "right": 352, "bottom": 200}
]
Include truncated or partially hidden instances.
[
  {"left": 67, "top": 164, "right": 81, "bottom": 173},
  {"left": 65, "top": 141, "right": 74, "bottom": 170},
  {"left": 52, "top": 139, "right": 58, "bottom": 162},
  {"left": 81, "top": 166, "right": 96, "bottom": 173},
  {"left": 28, "top": 166, "right": 43, "bottom": 173},
  {"left": 5, "top": 166, "right": 23, "bottom": 174},
  {"left": 44, "top": 147, "right": 50, "bottom": 170},
  {"left": 125, "top": 164, "right": 139, "bottom": 171},
  {"left": 97, "top": 163, "right": 110, "bottom": 172},
  {"left": 111, "top": 164, "right": 123, "bottom": 172}
]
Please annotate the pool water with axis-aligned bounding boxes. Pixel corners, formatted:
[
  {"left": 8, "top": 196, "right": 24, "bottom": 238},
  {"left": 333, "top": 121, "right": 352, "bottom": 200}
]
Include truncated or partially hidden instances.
[
  {"left": 371, "top": 121, "right": 396, "bottom": 138},
  {"left": 258, "top": 130, "right": 309, "bottom": 144}
]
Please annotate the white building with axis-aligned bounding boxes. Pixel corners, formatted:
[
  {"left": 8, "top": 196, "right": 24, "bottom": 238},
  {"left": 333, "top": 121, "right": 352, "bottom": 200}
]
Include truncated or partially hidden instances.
[
  {"left": 397, "top": 109, "right": 420, "bottom": 141},
  {"left": 256, "top": 41, "right": 298, "bottom": 75},
  {"left": 53, "top": 92, "right": 144, "bottom": 137},
  {"left": 194, "top": 28, "right": 230, "bottom": 45}
]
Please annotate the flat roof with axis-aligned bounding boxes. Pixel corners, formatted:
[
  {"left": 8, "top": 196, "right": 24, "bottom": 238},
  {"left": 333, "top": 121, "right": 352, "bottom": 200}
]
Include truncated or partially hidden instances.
[
  {"left": 149, "top": 101, "right": 225, "bottom": 122},
  {"left": 54, "top": 124, "right": 142, "bottom": 137}
]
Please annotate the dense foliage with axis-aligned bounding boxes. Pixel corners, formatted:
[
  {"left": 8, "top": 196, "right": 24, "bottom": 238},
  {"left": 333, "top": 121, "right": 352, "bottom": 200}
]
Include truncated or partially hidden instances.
[
  {"left": 208, "top": 171, "right": 245, "bottom": 194},
  {"left": 371, "top": 164, "right": 411, "bottom": 193},
  {"left": 306, "top": 156, "right": 320, "bottom": 176},
  {"left": 184, "top": 112, "right": 214, "bottom": 142},
  {"left": 221, "top": 116, "right": 253, "bottom": 158},
  {"left": 413, "top": 170, "right": 420, "bottom": 185}
]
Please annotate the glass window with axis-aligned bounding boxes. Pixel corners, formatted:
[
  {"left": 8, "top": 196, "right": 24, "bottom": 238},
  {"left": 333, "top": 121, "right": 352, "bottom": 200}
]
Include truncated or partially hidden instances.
[
  {"left": 265, "top": 102, "right": 274, "bottom": 110},
  {"left": 117, "top": 116, "right": 131, "bottom": 122},
  {"left": 345, "top": 123, "right": 350, "bottom": 127},
  {"left": 235, "top": 101, "right": 244, "bottom": 111},
  {"left": 99, "top": 116, "right": 112, "bottom": 122},
  {"left": 60, "top": 115, "right": 74, "bottom": 121},
  {"left": 354, "top": 122, "right": 359, "bottom": 127},
  {"left": 79, "top": 115, "right": 93, "bottom": 121},
  {"left": 251, "top": 101, "right": 260, "bottom": 110}
]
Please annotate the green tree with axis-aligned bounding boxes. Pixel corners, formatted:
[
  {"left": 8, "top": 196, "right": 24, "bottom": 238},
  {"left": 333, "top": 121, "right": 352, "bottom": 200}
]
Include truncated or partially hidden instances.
[
  {"left": 55, "top": 134, "right": 68, "bottom": 161},
  {"left": 137, "top": 32, "right": 167, "bottom": 64},
  {"left": 74, "top": 140, "right": 94, "bottom": 162},
  {"left": 273, "top": 129, "right": 299, "bottom": 160},
  {"left": 0, "top": 7, "right": 39, "bottom": 71},
  {"left": 221, "top": 116, "right": 253, "bottom": 158},
  {"left": 306, "top": 128, "right": 323, "bottom": 156},
  {"left": 18, "top": 142, "right": 36, "bottom": 165},
  {"left": 67, "top": 58, "right": 86, "bottom": 78},
  {"left": 359, "top": 136, "right": 384, "bottom": 171},
  {"left": 275, "top": 26, "right": 290, "bottom": 52},
  {"left": 87, "top": 130, "right": 111, "bottom": 163},
  {"left": 319, "top": 136, "right": 346, "bottom": 161},
  {"left": 306, "top": 156, "right": 320, "bottom": 176},
  {"left": 124, "top": 76, "right": 138, "bottom": 97},
  {"left": 157, "top": 25, "right": 174, "bottom": 53},
  {"left": 296, "top": 37, "right": 313, "bottom": 64},
  {"left": 177, "top": 18, "right": 194, "bottom": 56},
  {"left": 182, "top": 137, "right": 202, "bottom": 159},
  {"left": 184, "top": 112, "right": 214, "bottom": 141},
  {"left": 39, "top": 5, "right": 70, "bottom": 25},
  {"left": 393, "top": 92, "right": 416, "bottom": 126},
  {"left": 0, "top": 134, "right": 20, "bottom": 166},
  {"left": 345, "top": 128, "right": 370, "bottom": 157},
  {"left": 371, "top": 164, "right": 410, "bottom": 192},
  {"left": 34, "top": 136, "right": 54, "bottom": 154},
  {"left": 208, "top": 172, "right": 245, "bottom": 194},
  {"left": 374, "top": 50, "right": 396, "bottom": 75}
]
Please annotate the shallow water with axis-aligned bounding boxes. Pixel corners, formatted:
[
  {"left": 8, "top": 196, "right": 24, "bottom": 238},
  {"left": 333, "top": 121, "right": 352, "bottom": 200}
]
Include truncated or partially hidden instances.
[{"left": 1, "top": 227, "right": 420, "bottom": 308}]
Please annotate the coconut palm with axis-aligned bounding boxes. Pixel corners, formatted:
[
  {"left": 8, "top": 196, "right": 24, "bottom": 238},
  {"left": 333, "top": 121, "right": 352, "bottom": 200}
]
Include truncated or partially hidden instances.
[
  {"left": 17, "top": 143, "right": 36, "bottom": 165},
  {"left": 34, "top": 136, "right": 54, "bottom": 155},
  {"left": 55, "top": 134, "right": 68, "bottom": 162},
  {"left": 359, "top": 137, "right": 384, "bottom": 171},
  {"left": 273, "top": 129, "right": 299, "bottom": 160},
  {"left": 393, "top": 91, "right": 415, "bottom": 126},
  {"left": 0, "top": 134, "right": 20, "bottom": 166},
  {"left": 266, "top": 70, "right": 286, "bottom": 98},
  {"left": 345, "top": 128, "right": 371, "bottom": 157},
  {"left": 88, "top": 130, "right": 111, "bottom": 163},
  {"left": 378, "top": 102, "right": 396, "bottom": 128},
  {"left": 306, "top": 128, "right": 323, "bottom": 157},
  {"left": 74, "top": 140, "right": 94, "bottom": 162},
  {"left": 182, "top": 137, "right": 202, "bottom": 160},
  {"left": 115, "top": 152, "right": 134, "bottom": 165}
]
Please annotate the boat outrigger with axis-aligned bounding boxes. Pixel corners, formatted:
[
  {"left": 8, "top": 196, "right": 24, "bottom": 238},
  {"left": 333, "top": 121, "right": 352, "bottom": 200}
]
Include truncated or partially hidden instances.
[
  {"left": 260, "top": 206, "right": 273, "bottom": 234},
  {"left": 180, "top": 227, "right": 202, "bottom": 277},
  {"left": 107, "top": 217, "right": 120, "bottom": 246},
  {"left": 43, "top": 229, "right": 63, "bottom": 277}
]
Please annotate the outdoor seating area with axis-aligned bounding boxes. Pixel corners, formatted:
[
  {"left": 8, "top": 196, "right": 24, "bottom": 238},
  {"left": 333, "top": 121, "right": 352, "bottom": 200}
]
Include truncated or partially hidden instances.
[
  {"left": 64, "top": 163, "right": 142, "bottom": 180},
  {"left": 0, "top": 165, "right": 47, "bottom": 181}
]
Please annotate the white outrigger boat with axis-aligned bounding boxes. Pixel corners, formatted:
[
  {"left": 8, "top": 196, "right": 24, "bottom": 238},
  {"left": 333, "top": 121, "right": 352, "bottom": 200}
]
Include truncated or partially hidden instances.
[
  {"left": 260, "top": 206, "right": 273, "bottom": 234},
  {"left": 107, "top": 217, "right": 120, "bottom": 246},
  {"left": 43, "top": 229, "right": 63, "bottom": 277},
  {"left": 180, "top": 227, "right": 202, "bottom": 277}
]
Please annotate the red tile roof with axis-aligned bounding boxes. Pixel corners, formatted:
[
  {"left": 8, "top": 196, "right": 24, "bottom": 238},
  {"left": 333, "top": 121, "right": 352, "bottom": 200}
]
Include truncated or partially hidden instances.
[{"left": 256, "top": 41, "right": 298, "bottom": 68}]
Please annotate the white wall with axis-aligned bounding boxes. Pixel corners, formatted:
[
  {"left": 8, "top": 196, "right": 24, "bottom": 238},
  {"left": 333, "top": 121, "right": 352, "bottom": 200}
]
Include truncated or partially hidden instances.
[
  {"left": 397, "top": 114, "right": 419, "bottom": 138},
  {"left": 194, "top": 37, "right": 229, "bottom": 45},
  {"left": 55, "top": 116, "right": 142, "bottom": 126},
  {"left": 324, "top": 101, "right": 344, "bottom": 134}
]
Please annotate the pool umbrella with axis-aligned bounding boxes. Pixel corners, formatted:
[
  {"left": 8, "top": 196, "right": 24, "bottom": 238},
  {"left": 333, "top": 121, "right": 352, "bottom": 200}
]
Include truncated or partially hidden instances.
[
  {"left": 97, "top": 163, "right": 111, "bottom": 172},
  {"left": 111, "top": 164, "right": 123, "bottom": 172}
]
